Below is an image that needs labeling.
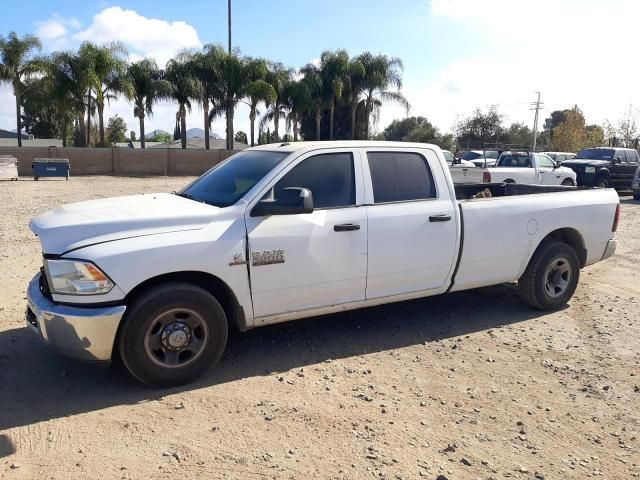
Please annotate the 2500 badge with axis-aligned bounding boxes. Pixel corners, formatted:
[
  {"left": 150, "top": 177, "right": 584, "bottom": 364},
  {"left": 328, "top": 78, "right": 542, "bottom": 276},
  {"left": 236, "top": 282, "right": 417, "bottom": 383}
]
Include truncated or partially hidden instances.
[{"left": 252, "top": 249, "right": 285, "bottom": 266}]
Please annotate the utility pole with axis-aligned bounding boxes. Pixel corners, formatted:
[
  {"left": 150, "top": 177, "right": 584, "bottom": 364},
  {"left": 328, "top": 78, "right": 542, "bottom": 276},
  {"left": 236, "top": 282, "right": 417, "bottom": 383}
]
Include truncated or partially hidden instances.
[
  {"left": 227, "top": 0, "right": 232, "bottom": 54},
  {"left": 530, "top": 92, "right": 543, "bottom": 151}
]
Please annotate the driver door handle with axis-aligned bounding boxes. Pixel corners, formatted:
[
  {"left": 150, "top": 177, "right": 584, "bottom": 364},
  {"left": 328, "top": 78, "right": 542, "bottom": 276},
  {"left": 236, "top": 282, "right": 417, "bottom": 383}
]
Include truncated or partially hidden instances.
[
  {"left": 429, "top": 214, "right": 451, "bottom": 222},
  {"left": 334, "top": 223, "right": 360, "bottom": 232}
]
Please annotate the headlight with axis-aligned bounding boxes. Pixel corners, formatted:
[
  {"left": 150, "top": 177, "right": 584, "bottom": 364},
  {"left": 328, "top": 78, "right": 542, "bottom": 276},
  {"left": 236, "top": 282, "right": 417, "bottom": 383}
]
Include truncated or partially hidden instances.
[
  {"left": 44, "top": 259, "right": 114, "bottom": 295},
  {"left": 585, "top": 166, "right": 596, "bottom": 173}
]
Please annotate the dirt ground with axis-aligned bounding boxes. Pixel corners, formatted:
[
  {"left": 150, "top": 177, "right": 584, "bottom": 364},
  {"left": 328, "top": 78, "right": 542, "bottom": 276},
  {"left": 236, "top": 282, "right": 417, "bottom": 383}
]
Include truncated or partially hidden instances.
[{"left": 0, "top": 176, "right": 638, "bottom": 480}]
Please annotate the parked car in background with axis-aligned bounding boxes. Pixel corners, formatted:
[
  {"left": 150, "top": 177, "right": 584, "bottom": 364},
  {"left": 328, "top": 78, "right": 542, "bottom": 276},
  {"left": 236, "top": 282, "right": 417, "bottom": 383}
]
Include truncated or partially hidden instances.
[
  {"left": 462, "top": 150, "right": 500, "bottom": 167},
  {"left": 633, "top": 165, "right": 640, "bottom": 200},
  {"left": 543, "top": 152, "right": 576, "bottom": 162},
  {"left": 443, "top": 150, "right": 475, "bottom": 167},
  {"left": 450, "top": 151, "right": 577, "bottom": 186},
  {"left": 561, "top": 147, "right": 640, "bottom": 189},
  {"left": 26, "top": 141, "right": 618, "bottom": 385}
]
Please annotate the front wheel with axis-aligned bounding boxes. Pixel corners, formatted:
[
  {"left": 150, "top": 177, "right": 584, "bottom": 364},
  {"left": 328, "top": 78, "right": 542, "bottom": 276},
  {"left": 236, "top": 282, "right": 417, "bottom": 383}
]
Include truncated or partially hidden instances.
[
  {"left": 595, "top": 176, "right": 609, "bottom": 188},
  {"left": 118, "top": 282, "right": 228, "bottom": 386},
  {"left": 518, "top": 241, "right": 580, "bottom": 310},
  {"left": 561, "top": 178, "right": 575, "bottom": 186}
]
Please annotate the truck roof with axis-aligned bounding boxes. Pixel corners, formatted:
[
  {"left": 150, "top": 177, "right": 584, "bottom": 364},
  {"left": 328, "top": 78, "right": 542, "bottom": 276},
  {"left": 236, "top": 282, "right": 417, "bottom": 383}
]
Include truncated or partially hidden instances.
[{"left": 247, "top": 141, "right": 440, "bottom": 153}]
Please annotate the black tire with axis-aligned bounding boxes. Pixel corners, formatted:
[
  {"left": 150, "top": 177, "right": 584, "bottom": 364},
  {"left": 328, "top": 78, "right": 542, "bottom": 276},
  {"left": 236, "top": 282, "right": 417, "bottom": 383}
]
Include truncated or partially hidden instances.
[
  {"left": 561, "top": 178, "right": 575, "bottom": 186},
  {"left": 595, "top": 176, "right": 609, "bottom": 188},
  {"left": 518, "top": 241, "right": 580, "bottom": 310},
  {"left": 634, "top": 194, "right": 640, "bottom": 201},
  {"left": 118, "top": 282, "right": 228, "bottom": 387}
]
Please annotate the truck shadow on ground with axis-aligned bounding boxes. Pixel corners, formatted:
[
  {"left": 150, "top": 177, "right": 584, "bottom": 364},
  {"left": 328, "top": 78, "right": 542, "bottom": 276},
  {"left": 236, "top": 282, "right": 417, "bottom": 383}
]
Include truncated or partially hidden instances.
[{"left": 0, "top": 284, "right": 551, "bottom": 436}]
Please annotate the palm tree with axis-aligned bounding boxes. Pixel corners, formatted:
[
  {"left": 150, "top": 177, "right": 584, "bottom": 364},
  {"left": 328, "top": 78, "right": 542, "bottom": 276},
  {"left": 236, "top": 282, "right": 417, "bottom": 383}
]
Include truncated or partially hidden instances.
[
  {"left": 127, "top": 59, "right": 171, "bottom": 148},
  {"left": 85, "top": 42, "right": 130, "bottom": 146},
  {"left": 165, "top": 53, "right": 203, "bottom": 149},
  {"left": 284, "top": 79, "right": 310, "bottom": 142},
  {"left": 320, "top": 49, "right": 349, "bottom": 140},
  {"left": 191, "top": 45, "right": 225, "bottom": 150},
  {"left": 239, "top": 57, "right": 275, "bottom": 146},
  {"left": 50, "top": 50, "right": 93, "bottom": 146},
  {"left": 343, "top": 57, "right": 366, "bottom": 140},
  {"left": 359, "top": 53, "right": 410, "bottom": 139},
  {"left": 208, "top": 49, "right": 251, "bottom": 150},
  {"left": 300, "top": 63, "right": 323, "bottom": 140},
  {"left": 260, "top": 62, "right": 292, "bottom": 141},
  {"left": 0, "top": 32, "right": 42, "bottom": 147}
]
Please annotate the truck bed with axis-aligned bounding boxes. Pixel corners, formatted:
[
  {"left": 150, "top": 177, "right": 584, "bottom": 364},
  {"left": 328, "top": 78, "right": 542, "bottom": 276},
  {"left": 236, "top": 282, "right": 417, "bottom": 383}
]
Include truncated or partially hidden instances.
[{"left": 454, "top": 182, "right": 582, "bottom": 201}]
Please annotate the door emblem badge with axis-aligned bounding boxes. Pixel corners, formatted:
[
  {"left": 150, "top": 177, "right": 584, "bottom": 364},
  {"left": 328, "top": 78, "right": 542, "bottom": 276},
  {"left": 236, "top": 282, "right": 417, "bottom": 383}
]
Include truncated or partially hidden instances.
[
  {"left": 229, "top": 253, "right": 248, "bottom": 266},
  {"left": 252, "top": 249, "right": 285, "bottom": 266}
]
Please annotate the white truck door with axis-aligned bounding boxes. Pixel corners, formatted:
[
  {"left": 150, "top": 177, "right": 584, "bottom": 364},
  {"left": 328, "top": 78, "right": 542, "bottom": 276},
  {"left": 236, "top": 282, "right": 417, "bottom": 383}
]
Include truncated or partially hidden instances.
[
  {"left": 245, "top": 149, "right": 367, "bottom": 319},
  {"left": 536, "top": 154, "right": 561, "bottom": 185},
  {"left": 363, "top": 148, "right": 458, "bottom": 299}
]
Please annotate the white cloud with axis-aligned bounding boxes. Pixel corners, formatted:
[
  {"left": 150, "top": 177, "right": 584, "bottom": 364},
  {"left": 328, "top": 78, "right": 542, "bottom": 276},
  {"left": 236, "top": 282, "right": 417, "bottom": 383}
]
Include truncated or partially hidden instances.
[
  {"left": 376, "top": 0, "right": 640, "bottom": 135},
  {"left": 72, "top": 7, "right": 201, "bottom": 67}
]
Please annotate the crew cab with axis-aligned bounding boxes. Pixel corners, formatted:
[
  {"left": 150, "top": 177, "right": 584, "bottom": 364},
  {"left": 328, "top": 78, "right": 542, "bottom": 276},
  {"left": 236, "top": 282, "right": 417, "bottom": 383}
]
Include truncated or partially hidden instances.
[
  {"left": 26, "top": 141, "right": 619, "bottom": 386},
  {"left": 450, "top": 151, "right": 577, "bottom": 186},
  {"left": 561, "top": 147, "right": 640, "bottom": 189}
]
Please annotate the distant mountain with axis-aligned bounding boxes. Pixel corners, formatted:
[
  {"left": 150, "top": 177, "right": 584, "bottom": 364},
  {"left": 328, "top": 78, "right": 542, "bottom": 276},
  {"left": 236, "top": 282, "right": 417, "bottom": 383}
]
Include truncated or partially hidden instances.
[
  {"left": 185, "top": 128, "right": 221, "bottom": 139},
  {"left": 145, "top": 129, "right": 170, "bottom": 139}
]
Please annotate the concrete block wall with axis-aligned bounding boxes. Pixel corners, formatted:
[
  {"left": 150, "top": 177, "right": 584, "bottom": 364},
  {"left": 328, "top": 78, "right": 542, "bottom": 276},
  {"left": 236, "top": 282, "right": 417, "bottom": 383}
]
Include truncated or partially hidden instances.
[{"left": 0, "top": 146, "right": 238, "bottom": 177}]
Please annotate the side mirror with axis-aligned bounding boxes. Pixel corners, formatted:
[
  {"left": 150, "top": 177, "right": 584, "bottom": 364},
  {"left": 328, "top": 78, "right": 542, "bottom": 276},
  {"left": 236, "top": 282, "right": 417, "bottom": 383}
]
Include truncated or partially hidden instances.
[{"left": 252, "top": 187, "right": 314, "bottom": 216}]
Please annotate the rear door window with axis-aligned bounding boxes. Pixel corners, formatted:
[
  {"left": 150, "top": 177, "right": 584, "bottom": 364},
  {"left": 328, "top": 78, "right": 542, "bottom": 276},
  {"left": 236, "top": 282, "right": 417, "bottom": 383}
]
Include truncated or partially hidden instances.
[{"left": 367, "top": 151, "right": 436, "bottom": 203}]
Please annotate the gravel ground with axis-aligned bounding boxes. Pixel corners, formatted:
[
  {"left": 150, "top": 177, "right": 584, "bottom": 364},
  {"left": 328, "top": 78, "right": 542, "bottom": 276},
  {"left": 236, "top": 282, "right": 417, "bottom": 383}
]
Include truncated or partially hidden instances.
[{"left": 0, "top": 176, "right": 638, "bottom": 480}]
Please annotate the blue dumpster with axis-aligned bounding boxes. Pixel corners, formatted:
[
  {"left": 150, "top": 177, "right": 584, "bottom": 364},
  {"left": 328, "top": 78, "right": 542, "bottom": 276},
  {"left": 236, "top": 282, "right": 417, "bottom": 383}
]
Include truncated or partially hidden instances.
[{"left": 32, "top": 158, "right": 70, "bottom": 181}]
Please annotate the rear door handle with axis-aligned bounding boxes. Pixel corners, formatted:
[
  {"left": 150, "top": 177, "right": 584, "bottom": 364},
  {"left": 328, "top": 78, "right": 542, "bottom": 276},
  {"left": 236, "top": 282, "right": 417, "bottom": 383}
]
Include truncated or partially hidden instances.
[
  {"left": 334, "top": 223, "right": 361, "bottom": 232},
  {"left": 429, "top": 214, "right": 451, "bottom": 222}
]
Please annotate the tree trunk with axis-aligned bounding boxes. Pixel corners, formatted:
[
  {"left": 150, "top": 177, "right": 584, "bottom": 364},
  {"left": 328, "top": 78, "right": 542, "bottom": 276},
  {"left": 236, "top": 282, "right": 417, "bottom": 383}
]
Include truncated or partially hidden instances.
[
  {"left": 87, "top": 93, "right": 91, "bottom": 147},
  {"left": 364, "top": 102, "right": 371, "bottom": 140},
  {"left": 61, "top": 116, "right": 68, "bottom": 147},
  {"left": 274, "top": 112, "right": 279, "bottom": 141},
  {"left": 227, "top": 98, "right": 234, "bottom": 150},
  {"left": 329, "top": 100, "right": 335, "bottom": 141},
  {"left": 98, "top": 101, "right": 105, "bottom": 146},
  {"left": 139, "top": 115, "right": 146, "bottom": 149},
  {"left": 14, "top": 84, "right": 22, "bottom": 147},
  {"left": 315, "top": 108, "right": 321, "bottom": 141},
  {"left": 203, "top": 97, "right": 210, "bottom": 150},
  {"left": 350, "top": 101, "right": 357, "bottom": 140},
  {"left": 293, "top": 113, "right": 299, "bottom": 142},
  {"left": 180, "top": 105, "right": 187, "bottom": 149},
  {"left": 249, "top": 108, "right": 256, "bottom": 146}
]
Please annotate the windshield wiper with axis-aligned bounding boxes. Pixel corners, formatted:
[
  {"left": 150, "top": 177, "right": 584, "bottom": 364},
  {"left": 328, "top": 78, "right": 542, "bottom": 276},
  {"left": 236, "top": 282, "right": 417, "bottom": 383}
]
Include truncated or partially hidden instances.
[{"left": 175, "top": 192, "right": 206, "bottom": 204}]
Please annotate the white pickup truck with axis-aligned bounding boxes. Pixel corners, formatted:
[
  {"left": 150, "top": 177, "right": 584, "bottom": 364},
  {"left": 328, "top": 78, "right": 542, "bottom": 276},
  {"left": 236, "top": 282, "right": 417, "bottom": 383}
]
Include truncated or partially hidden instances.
[
  {"left": 450, "top": 151, "right": 577, "bottom": 186},
  {"left": 26, "top": 141, "right": 619, "bottom": 386}
]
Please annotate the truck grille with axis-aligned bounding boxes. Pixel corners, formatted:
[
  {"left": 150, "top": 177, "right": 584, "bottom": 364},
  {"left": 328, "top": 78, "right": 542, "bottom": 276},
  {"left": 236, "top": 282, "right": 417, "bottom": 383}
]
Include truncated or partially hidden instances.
[{"left": 39, "top": 267, "right": 52, "bottom": 300}]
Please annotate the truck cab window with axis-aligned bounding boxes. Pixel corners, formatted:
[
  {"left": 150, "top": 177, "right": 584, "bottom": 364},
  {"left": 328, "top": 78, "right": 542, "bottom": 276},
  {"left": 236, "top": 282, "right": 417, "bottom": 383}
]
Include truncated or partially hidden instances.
[
  {"left": 367, "top": 151, "right": 436, "bottom": 203},
  {"left": 274, "top": 152, "right": 355, "bottom": 209}
]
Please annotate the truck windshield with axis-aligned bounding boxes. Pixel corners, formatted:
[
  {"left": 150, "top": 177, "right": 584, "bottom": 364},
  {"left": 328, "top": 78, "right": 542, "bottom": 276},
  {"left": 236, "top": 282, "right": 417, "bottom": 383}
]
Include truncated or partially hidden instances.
[
  {"left": 178, "top": 150, "right": 289, "bottom": 207},
  {"left": 575, "top": 148, "right": 614, "bottom": 160}
]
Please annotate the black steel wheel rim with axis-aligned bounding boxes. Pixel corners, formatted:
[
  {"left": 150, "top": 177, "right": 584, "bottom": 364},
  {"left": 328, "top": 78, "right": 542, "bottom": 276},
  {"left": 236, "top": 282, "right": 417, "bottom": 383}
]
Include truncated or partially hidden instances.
[{"left": 143, "top": 307, "right": 209, "bottom": 369}]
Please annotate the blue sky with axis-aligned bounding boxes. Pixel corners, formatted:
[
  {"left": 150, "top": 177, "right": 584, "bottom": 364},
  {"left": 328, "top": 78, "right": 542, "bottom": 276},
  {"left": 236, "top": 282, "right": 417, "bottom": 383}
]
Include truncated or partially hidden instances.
[{"left": 1, "top": 0, "right": 638, "bottom": 138}]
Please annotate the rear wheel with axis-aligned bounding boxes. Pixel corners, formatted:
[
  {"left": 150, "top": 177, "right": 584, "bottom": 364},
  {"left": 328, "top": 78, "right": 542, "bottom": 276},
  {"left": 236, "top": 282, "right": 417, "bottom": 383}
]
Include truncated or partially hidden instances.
[
  {"left": 118, "top": 282, "right": 228, "bottom": 386},
  {"left": 595, "top": 176, "right": 609, "bottom": 188},
  {"left": 518, "top": 241, "right": 580, "bottom": 310}
]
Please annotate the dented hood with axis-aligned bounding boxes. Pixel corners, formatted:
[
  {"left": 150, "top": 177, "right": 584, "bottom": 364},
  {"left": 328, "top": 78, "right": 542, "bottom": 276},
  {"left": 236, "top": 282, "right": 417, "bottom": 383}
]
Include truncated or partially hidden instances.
[{"left": 30, "top": 193, "right": 221, "bottom": 254}]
